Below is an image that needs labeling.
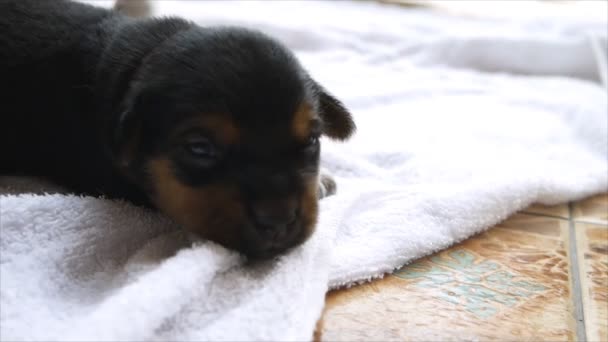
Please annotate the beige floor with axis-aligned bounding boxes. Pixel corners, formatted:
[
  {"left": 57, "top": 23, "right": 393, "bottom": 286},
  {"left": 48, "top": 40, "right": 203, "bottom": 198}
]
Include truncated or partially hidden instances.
[{"left": 315, "top": 194, "right": 608, "bottom": 341}]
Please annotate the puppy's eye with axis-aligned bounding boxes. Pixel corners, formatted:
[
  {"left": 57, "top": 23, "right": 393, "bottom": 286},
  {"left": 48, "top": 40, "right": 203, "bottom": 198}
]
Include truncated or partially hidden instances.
[
  {"left": 306, "top": 135, "right": 319, "bottom": 147},
  {"left": 301, "top": 135, "right": 320, "bottom": 154},
  {"left": 183, "top": 137, "right": 218, "bottom": 159}
]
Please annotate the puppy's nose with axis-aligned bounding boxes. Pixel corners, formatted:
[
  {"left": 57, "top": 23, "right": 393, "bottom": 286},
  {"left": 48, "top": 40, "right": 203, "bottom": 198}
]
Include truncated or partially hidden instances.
[{"left": 251, "top": 199, "right": 297, "bottom": 235}]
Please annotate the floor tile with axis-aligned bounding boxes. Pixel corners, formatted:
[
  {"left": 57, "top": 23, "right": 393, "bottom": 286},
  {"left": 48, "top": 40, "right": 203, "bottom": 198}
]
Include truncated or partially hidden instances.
[
  {"left": 316, "top": 214, "right": 575, "bottom": 341},
  {"left": 576, "top": 223, "right": 608, "bottom": 342},
  {"left": 523, "top": 203, "right": 570, "bottom": 219},
  {"left": 572, "top": 194, "right": 608, "bottom": 225}
]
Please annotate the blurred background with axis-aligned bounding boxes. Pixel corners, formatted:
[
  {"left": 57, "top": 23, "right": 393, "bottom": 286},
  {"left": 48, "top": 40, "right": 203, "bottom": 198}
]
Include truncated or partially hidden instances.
[{"left": 381, "top": 0, "right": 607, "bottom": 21}]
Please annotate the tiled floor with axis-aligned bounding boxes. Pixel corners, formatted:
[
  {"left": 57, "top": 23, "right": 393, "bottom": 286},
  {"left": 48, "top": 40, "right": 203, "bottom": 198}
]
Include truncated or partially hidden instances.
[
  {"left": 315, "top": 194, "right": 608, "bottom": 342},
  {"left": 576, "top": 222, "right": 608, "bottom": 342}
]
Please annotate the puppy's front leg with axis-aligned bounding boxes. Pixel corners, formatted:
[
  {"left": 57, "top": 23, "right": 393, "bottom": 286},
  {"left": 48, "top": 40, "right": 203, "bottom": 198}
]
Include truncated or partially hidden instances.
[{"left": 318, "top": 171, "right": 337, "bottom": 199}]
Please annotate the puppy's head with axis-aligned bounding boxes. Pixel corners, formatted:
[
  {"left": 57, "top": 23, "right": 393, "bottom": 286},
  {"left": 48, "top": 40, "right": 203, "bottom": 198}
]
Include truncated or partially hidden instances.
[{"left": 111, "top": 26, "right": 355, "bottom": 258}]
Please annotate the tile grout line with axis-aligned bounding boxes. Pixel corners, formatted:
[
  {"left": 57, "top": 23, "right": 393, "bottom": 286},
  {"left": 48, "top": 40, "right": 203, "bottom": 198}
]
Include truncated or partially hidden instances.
[
  {"left": 520, "top": 211, "right": 570, "bottom": 221},
  {"left": 568, "top": 202, "right": 587, "bottom": 342},
  {"left": 523, "top": 210, "right": 608, "bottom": 227},
  {"left": 570, "top": 219, "right": 608, "bottom": 227}
]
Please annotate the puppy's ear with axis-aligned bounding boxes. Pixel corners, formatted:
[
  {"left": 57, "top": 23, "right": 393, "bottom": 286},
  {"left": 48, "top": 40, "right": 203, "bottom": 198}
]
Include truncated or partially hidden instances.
[
  {"left": 313, "top": 82, "right": 356, "bottom": 140},
  {"left": 112, "top": 107, "right": 142, "bottom": 170},
  {"left": 111, "top": 87, "right": 165, "bottom": 169}
]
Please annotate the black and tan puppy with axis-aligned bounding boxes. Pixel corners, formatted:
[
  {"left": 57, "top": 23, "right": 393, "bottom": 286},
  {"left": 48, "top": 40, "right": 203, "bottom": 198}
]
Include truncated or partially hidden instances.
[{"left": 0, "top": 0, "right": 355, "bottom": 258}]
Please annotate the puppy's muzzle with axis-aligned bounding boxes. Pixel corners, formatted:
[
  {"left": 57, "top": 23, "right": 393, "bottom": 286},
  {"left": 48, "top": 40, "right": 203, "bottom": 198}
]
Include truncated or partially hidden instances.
[
  {"left": 251, "top": 197, "right": 297, "bottom": 236},
  {"left": 246, "top": 196, "right": 302, "bottom": 254}
]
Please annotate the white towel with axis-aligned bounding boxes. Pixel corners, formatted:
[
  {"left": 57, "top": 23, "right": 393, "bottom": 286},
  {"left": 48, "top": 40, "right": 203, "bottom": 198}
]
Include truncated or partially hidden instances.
[{"left": 2, "top": 1, "right": 607, "bottom": 340}]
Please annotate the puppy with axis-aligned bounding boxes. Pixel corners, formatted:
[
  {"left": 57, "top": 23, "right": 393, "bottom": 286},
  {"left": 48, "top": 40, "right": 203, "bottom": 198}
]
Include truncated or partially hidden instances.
[{"left": 0, "top": 0, "right": 355, "bottom": 258}]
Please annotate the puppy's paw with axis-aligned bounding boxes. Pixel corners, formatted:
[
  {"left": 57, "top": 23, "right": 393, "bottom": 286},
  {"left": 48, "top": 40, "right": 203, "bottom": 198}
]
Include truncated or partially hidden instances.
[{"left": 318, "top": 172, "right": 337, "bottom": 199}]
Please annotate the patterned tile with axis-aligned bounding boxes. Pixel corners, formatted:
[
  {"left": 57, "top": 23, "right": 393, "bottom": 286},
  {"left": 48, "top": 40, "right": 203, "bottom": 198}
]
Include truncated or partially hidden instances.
[
  {"left": 573, "top": 194, "right": 608, "bottom": 225},
  {"left": 316, "top": 214, "right": 575, "bottom": 341},
  {"left": 394, "top": 249, "right": 550, "bottom": 320},
  {"left": 576, "top": 223, "right": 608, "bottom": 342}
]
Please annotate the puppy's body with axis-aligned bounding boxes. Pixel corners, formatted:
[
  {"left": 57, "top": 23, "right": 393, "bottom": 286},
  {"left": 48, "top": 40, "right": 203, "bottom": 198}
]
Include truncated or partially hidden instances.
[
  {"left": 0, "top": 0, "right": 354, "bottom": 258},
  {"left": 1, "top": 0, "right": 166, "bottom": 203}
]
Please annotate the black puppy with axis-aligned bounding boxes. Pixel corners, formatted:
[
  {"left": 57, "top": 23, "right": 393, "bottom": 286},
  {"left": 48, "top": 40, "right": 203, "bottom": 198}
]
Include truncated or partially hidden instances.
[{"left": 0, "top": 0, "right": 355, "bottom": 258}]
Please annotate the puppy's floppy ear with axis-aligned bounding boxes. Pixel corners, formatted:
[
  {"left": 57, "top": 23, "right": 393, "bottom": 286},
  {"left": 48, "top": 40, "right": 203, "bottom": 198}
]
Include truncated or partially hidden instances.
[
  {"left": 111, "top": 87, "right": 167, "bottom": 167},
  {"left": 109, "top": 90, "right": 149, "bottom": 170},
  {"left": 111, "top": 107, "right": 142, "bottom": 169},
  {"left": 312, "top": 81, "right": 356, "bottom": 140}
]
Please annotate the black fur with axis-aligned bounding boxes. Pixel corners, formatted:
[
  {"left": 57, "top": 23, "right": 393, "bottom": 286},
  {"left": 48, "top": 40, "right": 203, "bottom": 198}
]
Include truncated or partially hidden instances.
[{"left": 0, "top": 0, "right": 355, "bottom": 257}]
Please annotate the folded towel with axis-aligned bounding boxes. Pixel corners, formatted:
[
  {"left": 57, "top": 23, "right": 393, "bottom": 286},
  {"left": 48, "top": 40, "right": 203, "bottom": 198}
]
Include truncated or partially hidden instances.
[{"left": 2, "top": 1, "right": 606, "bottom": 340}]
